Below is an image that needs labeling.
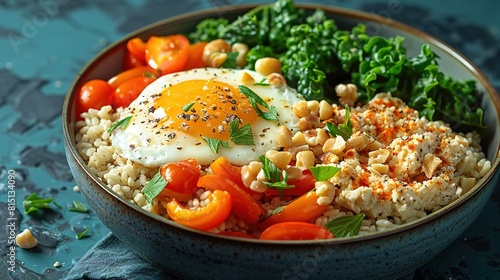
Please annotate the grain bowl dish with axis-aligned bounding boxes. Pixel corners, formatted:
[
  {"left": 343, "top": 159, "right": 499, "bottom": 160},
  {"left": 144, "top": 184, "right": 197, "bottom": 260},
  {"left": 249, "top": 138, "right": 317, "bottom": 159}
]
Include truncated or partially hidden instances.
[{"left": 63, "top": 0, "right": 500, "bottom": 278}]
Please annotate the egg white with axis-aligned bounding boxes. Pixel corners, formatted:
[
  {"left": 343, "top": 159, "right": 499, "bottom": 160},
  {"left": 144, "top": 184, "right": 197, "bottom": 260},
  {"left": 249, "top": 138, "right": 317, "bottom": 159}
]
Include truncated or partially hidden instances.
[{"left": 111, "top": 68, "right": 303, "bottom": 167}]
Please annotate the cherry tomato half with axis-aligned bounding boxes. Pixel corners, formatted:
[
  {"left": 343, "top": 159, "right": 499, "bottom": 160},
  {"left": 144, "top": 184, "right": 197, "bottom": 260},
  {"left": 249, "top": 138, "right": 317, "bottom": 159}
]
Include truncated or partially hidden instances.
[
  {"left": 113, "top": 75, "right": 156, "bottom": 108},
  {"left": 126, "top": 37, "right": 146, "bottom": 65},
  {"left": 166, "top": 190, "right": 232, "bottom": 230},
  {"left": 160, "top": 159, "right": 201, "bottom": 195},
  {"left": 258, "top": 190, "right": 328, "bottom": 230},
  {"left": 145, "top": 34, "right": 190, "bottom": 75},
  {"left": 198, "top": 174, "right": 266, "bottom": 224},
  {"left": 259, "top": 222, "right": 334, "bottom": 240},
  {"left": 209, "top": 157, "right": 259, "bottom": 196},
  {"left": 77, "top": 79, "right": 114, "bottom": 115},
  {"left": 122, "top": 50, "right": 145, "bottom": 70}
]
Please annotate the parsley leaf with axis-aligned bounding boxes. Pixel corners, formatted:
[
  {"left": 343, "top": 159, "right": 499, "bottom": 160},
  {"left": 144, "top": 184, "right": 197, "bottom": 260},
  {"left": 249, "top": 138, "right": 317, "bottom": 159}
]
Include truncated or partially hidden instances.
[
  {"left": 229, "top": 119, "right": 255, "bottom": 145},
  {"left": 309, "top": 165, "right": 340, "bottom": 181},
  {"left": 182, "top": 102, "right": 195, "bottom": 112},
  {"left": 325, "top": 213, "right": 365, "bottom": 237},
  {"left": 69, "top": 200, "right": 88, "bottom": 213},
  {"left": 108, "top": 116, "right": 132, "bottom": 134},
  {"left": 142, "top": 172, "right": 168, "bottom": 204},
  {"left": 23, "top": 193, "right": 61, "bottom": 214},
  {"left": 259, "top": 155, "right": 294, "bottom": 199},
  {"left": 76, "top": 226, "right": 91, "bottom": 240},
  {"left": 324, "top": 106, "right": 352, "bottom": 140},
  {"left": 238, "top": 85, "right": 278, "bottom": 121},
  {"left": 201, "top": 136, "right": 230, "bottom": 153},
  {"left": 222, "top": 52, "right": 239, "bottom": 68}
]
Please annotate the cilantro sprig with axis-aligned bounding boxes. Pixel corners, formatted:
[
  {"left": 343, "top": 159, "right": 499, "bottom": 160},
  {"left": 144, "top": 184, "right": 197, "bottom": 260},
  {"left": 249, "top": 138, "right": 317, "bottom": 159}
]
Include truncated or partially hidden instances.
[
  {"left": 142, "top": 172, "right": 168, "bottom": 204},
  {"left": 202, "top": 119, "right": 255, "bottom": 153},
  {"left": 259, "top": 155, "right": 294, "bottom": 199},
  {"left": 69, "top": 200, "right": 88, "bottom": 213},
  {"left": 325, "top": 213, "right": 365, "bottom": 237},
  {"left": 108, "top": 116, "right": 132, "bottom": 133},
  {"left": 76, "top": 226, "right": 91, "bottom": 239},
  {"left": 309, "top": 165, "right": 340, "bottom": 181},
  {"left": 23, "top": 193, "right": 62, "bottom": 214},
  {"left": 238, "top": 85, "right": 278, "bottom": 121},
  {"left": 325, "top": 106, "right": 352, "bottom": 141}
]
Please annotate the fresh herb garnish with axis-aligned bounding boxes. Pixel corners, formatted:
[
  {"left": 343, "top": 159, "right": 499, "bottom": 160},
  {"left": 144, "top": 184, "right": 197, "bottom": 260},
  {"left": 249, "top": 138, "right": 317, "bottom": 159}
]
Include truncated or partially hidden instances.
[
  {"left": 229, "top": 119, "right": 255, "bottom": 145},
  {"left": 259, "top": 155, "right": 294, "bottom": 199},
  {"left": 108, "top": 116, "right": 132, "bottom": 134},
  {"left": 222, "top": 52, "right": 239, "bottom": 68},
  {"left": 325, "top": 213, "right": 365, "bottom": 237},
  {"left": 76, "top": 226, "right": 91, "bottom": 239},
  {"left": 23, "top": 193, "right": 61, "bottom": 214},
  {"left": 325, "top": 106, "right": 352, "bottom": 140},
  {"left": 238, "top": 85, "right": 278, "bottom": 121},
  {"left": 182, "top": 102, "right": 195, "bottom": 112},
  {"left": 143, "top": 72, "right": 158, "bottom": 79},
  {"left": 254, "top": 77, "right": 270, "bottom": 86},
  {"left": 201, "top": 135, "right": 230, "bottom": 153},
  {"left": 309, "top": 165, "right": 340, "bottom": 181},
  {"left": 142, "top": 172, "right": 168, "bottom": 204},
  {"left": 69, "top": 200, "right": 88, "bottom": 213},
  {"left": 201, "top": 119, "right": 255, "bottom": 153}
]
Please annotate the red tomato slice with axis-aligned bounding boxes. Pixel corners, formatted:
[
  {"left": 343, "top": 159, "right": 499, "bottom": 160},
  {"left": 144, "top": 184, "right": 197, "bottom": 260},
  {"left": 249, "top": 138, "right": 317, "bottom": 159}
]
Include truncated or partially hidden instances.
[
  {"left": 77, "top": 79, "right": 114, "bottom": 116},
  {"left": 127, "top": 37, "right": 146, "bottom": 65},
  {"left": 166, "top": 190, "right": 232, "bottom": 230},
  {"left": 258, "top": 190, "right": 328, "bottom": 230},
  {"left": 184, "top": 41, "right": 208, "bottom": 70},
  {"left": 160, "top": 159, "right": 201, "bottom": 195},
  {"left": 259, "top": 222, "right": 334, "bottom": 240},
  {"left": 145, "top": 34, "right": 190, "bottom": 75},
  {"left": 113, "top": 76, "right": 156, "bottom": 108},
  {"left": 108, "top": 66, "right": 157, "bottom": 89},
  {"left": 198, "top": 174, "right": 266, "bottom": 224}
]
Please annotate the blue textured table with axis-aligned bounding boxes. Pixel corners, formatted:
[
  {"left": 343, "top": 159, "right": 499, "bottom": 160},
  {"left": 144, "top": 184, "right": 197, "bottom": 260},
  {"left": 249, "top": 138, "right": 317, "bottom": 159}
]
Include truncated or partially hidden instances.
[{"left": 1, "top": 1, "right": 499, "bottom": 279}]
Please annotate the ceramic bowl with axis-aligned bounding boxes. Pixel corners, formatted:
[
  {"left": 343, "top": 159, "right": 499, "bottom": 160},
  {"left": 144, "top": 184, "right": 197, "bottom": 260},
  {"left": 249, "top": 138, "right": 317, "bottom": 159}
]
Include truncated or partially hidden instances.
[{"left": 62, "top": 4, "right": 500, "bottom": 280}]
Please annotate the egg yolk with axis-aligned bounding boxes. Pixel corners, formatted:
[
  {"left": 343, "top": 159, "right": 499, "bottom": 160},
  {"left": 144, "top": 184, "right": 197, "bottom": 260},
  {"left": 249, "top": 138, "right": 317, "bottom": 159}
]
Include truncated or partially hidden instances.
[{"left": 154, "top": 79, "right": 258, "bottom": 140}]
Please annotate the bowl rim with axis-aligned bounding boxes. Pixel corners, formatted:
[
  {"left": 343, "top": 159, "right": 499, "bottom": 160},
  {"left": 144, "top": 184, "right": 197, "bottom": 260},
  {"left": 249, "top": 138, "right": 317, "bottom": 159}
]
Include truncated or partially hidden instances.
[{"left": 62, "top": 3, "right": 500, "bottom": 245}]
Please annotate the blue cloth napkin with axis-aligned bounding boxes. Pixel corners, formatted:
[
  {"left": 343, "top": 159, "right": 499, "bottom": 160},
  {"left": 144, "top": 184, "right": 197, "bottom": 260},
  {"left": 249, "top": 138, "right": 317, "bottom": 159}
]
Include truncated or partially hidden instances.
[{"left": 64, "top": 233, "right": 179, "bottom": 280}]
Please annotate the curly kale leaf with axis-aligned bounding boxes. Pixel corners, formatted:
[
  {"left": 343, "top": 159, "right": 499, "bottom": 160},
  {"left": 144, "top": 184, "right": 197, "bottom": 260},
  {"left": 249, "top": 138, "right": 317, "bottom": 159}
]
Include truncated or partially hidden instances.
[{"left": 188, "top": 18, "right": 229, "bottom": 43}]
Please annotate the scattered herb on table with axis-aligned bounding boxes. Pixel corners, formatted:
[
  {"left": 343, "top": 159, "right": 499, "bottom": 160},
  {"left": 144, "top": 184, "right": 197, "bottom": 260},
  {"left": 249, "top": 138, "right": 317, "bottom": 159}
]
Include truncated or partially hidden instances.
[
  {"left": 69, "top": 200, "right": 88, "bottom": 213},
  {"left": 76, "top": 226, "right": 91, "bottom": 240},
  {"left": 23, "top": 193, "right": 62, "bottom": 214}
]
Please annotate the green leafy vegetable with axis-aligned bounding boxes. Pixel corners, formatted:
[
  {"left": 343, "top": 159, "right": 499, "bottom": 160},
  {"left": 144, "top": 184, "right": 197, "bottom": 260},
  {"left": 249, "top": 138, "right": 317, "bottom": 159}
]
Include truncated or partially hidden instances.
[
  {"left": 238, "top": 85, "right": 278, "bottom": 121},
  {"left": 182, "top": 102, "right": 195, "bottom": 112},
  {"left": 187, "top": 0, "right": 486, "bottom": 131},
  {"left": 143, "top": 173, "right": 168, "bottom": 204},
  {"left": 108, "top": 116, "right": 132, "bottom": 134},
  {"left": 309, "top": 165, "right": 340, "bottom": 181},
  {"left": 325, "top": 213, "right": 365, "bottom": 237},
  {"left": 229, "top": 119, "right": 255, "bottom": 145},
  {"left": 76, "top": 226, "right": 91, "bottom": 239},
  {"left": 69, "top": 200, "right": 88, "bottom": 213},
  {"left": 23, "top": 193, "right": 61, "bottom": 214},
  {"left": 201, "top": 135, "right": 230, "bottom": 153},
  {"left": 324, "top": 106, "right": 352, "bottom": 140},
  {"left": 259, "top": 155, "right": 294, "bottom": 199}
]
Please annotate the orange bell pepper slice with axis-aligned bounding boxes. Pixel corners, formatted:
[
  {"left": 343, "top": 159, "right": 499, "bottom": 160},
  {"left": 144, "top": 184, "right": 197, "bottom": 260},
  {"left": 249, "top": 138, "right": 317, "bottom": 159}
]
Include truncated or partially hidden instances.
[
  {"left": 198, "top": 174, "right": 266, "bottom": 224},
  {"left": 166, "top": 190, "right": 231, "bottom": 231}
]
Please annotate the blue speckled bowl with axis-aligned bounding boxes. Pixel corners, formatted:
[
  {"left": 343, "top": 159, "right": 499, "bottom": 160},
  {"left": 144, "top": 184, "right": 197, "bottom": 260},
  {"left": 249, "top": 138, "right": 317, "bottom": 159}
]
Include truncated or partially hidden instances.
[{"left": 62, "top": 4, "right": 500, "bottom": 280}]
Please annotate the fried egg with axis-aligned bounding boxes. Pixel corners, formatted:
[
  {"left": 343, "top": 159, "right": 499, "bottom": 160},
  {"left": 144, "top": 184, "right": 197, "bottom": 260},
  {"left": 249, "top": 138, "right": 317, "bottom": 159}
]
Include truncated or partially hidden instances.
[{"left": 111, "top": 68, "right": 303, "bottom": 167}]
